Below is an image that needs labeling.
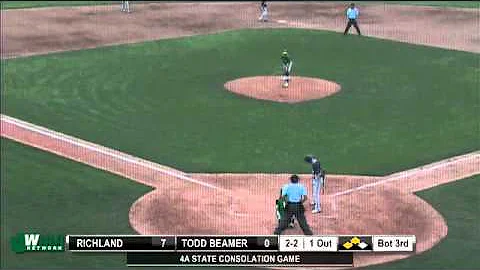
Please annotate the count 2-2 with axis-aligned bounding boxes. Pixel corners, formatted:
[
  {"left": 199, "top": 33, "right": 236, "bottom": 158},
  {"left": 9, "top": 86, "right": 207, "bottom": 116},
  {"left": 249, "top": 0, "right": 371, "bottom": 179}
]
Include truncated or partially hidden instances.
[{"left": 285, "top": 239, "right": 299, "bottom": 248}]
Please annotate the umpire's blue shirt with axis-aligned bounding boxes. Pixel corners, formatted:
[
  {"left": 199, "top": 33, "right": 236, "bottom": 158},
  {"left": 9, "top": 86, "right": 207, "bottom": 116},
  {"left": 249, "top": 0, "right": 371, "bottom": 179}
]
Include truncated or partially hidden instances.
[
  {"left": 347, "top": 7, "right": 359, "bottom": 20},
  {"left": 282, "top": 183, "right": 307, "bottom": 203}
]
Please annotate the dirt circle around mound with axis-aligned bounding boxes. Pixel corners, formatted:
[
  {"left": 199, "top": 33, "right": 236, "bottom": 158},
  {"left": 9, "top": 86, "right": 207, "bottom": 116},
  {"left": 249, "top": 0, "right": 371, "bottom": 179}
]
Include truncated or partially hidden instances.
[{"left": 224, "top": 76, "right": 341, "bottom": 103}]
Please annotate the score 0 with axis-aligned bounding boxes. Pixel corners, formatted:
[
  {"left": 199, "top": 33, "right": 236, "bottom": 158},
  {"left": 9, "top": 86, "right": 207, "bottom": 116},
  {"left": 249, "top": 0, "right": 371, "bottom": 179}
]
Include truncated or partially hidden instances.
[
  {"left": 263, "top": 238, "right": 271, "bottom": 248},
  {"left": 255, "top": 236, "right": 278, "bottom": 250}
]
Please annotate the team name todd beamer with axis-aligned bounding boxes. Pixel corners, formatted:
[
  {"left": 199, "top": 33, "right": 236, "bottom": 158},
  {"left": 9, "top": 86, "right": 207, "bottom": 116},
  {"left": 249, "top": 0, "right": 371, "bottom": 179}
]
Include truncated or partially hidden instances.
[{"left": 10, "top": 232, "right": 65, "bottom": 253}]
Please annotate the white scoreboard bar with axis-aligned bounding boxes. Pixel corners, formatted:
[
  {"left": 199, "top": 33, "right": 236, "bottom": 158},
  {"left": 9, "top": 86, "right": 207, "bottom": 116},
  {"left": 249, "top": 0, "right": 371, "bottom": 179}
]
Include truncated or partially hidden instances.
[
  {"left": 372, "top": 235, "right": 416, "bottom": 252},
  {"left": 279, "top": 235, "right": 416, "bottom": 252}
]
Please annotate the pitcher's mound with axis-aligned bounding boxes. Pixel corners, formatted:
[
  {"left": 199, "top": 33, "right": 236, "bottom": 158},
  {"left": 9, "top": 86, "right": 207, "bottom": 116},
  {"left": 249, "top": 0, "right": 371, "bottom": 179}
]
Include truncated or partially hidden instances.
[{"left": 224, "top": 76, "right": 341, "bottom": 103}]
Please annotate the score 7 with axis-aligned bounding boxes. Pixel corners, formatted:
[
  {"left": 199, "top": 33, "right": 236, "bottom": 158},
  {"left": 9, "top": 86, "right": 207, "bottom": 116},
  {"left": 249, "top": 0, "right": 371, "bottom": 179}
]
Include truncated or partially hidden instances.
[
  {"left": 153, "top": 237, "right": 169, "bottom": 248},
  {"left": 160, "top": 238, "right": 166, "bottom": 247}
]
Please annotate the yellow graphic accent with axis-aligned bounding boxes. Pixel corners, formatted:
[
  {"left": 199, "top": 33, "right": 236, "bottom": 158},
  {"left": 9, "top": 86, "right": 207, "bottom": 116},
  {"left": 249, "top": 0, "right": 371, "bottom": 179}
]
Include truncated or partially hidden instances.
[
  {"left": 350, "top": 237, "right": 361, "bottom": 245},
  {"left": 341, "top": 236, "right": 370, "bottom": 250},
  {"left": 343, "top": 242, "right": 353, "bottom": 249}
]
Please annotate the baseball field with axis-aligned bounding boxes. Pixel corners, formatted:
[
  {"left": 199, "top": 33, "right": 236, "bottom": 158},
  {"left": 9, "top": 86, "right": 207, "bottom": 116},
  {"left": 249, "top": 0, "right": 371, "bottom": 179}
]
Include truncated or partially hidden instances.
[{"left": 1, "top": 1, "right": 479, "bottom": 269}]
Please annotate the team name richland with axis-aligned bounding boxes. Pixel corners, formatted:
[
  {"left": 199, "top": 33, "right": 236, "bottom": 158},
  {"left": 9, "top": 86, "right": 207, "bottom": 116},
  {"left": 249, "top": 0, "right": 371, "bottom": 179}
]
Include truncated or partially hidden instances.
[
  {"left": 180, "top": 238, "right": 248, "bottom": 249},
  {"left": 76, "top": 238, "right": 123, "bottom": 248}
]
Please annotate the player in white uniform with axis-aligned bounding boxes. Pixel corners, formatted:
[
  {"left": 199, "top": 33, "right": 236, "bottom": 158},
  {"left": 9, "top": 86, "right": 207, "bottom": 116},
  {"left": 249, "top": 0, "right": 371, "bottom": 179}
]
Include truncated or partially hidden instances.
[
  {"left": 121, "top": 1, "right": 131, "bottom": 13},
  {"left": 258, "top": 1, "right": 268, "bottom": 22},
  {"left": 311, "top": 160, "right": 326, "bottom": 213},
  {"left": 304, "top": 155, "right": 326, "bottom": 213}
]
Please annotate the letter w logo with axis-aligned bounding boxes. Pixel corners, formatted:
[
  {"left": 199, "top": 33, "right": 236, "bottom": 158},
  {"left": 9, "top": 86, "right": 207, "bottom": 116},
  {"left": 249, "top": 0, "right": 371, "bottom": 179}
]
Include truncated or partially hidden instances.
[{"left": 24, "top": 234, "right": 40, "bottom": 246}]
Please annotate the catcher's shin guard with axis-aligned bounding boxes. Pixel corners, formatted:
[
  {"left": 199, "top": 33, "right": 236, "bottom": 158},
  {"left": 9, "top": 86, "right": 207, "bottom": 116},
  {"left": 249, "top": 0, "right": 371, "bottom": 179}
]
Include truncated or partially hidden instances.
[
  {"left": 275, "top": 199, "right": 286, "bottom": 221},
  {"left": 276, "top": 209, "right": 282, "bottom": 221}
]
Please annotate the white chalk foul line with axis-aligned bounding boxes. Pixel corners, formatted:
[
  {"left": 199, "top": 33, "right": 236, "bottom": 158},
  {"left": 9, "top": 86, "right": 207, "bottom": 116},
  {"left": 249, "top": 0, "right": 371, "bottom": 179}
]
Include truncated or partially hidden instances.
[
  {"left": 1, "top": 114, "right": 219, "bottom": 190},
  {"left": 332, "top": 152, "right": 480, "bottom": 197}
]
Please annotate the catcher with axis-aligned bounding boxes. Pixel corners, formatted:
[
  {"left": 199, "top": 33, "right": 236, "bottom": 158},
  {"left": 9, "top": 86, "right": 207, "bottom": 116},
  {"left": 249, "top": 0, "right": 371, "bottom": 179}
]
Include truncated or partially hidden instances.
[
  {"left": 275, "top": 187, "right": 295, "bottom": 228},
  {"left": 281, "top": 50, "right": 293, "bottom": 88}
]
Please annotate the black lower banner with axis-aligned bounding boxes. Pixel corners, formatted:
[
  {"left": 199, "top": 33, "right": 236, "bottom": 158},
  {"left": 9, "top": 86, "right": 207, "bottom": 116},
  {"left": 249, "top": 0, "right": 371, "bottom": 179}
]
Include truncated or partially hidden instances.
[{"left": 127, "top": 252, "right": 353, "bottom": 266}]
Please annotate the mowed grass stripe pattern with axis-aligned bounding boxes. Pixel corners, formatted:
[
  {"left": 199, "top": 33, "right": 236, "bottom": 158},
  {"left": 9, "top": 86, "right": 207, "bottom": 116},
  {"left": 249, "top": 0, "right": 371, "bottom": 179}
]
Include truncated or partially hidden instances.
[{"left": 3, "top": 29, "right": 479, "bottom": 175}]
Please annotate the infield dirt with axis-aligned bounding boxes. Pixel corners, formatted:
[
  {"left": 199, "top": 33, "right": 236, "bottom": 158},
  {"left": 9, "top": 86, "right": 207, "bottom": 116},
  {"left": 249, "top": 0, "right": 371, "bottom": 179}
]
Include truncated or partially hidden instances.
[{"left": 2, "top": 2, "right": 479, "bottom": 59}]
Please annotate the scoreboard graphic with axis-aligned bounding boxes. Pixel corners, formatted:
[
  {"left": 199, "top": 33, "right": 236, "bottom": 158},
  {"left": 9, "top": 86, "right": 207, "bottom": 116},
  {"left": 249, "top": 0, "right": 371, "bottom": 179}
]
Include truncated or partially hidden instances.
[{"left": 64, "top": 235, "right": 416, "bottom": 267}]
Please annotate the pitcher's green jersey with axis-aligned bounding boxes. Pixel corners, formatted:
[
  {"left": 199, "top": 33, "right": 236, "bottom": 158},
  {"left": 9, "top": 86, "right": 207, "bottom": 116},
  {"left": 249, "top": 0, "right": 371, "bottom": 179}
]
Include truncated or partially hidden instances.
[{"left": 281, "top": 54, "right": 292, "bottom": 66}]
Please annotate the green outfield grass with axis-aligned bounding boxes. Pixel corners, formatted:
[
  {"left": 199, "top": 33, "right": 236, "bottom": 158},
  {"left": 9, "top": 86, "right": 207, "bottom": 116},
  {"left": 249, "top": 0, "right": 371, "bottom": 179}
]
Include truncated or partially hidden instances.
[
  {"left": 364, "top": 174, "right": 480, "bottom": 269},
  {"left": 1, "top": 1, "right": 115, "bottom": 9},
  {"left": 3, "top": 29, "right": 479, "bottom": 175},
  {"left": 384, "top": 1, "right": 479, "bottom": 8},
  {"left": 0, "top": 139, "right": 152, "bottom": 268}
]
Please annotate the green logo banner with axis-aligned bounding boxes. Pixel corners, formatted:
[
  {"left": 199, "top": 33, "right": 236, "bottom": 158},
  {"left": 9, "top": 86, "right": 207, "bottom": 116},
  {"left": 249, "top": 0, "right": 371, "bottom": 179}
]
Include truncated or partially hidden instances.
[{"left": 10, "top": 232, "right": 65, "bottom": 253}]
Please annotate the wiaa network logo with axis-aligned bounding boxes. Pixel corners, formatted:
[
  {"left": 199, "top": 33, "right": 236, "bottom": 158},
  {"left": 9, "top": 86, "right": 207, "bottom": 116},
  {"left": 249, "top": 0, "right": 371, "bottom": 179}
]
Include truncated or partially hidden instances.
[{"left": 10, "top": 233, "right": 65, "bottom": 253}]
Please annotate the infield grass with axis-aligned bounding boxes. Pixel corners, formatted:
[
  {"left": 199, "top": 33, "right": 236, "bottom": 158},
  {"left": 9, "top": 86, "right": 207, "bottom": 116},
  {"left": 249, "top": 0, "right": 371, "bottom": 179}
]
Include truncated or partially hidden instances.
[
  {"left": 3, "top": 29, "right": 479, "bottom": 175},
  {"left": 364, "top": 174, "right": 480, "bottom": 269}
]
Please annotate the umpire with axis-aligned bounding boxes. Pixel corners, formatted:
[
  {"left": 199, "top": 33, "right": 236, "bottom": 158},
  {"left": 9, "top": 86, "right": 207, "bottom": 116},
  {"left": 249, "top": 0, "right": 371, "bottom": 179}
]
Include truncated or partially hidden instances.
[
  {"left": 344, "top": 3, "right": 361, "bottom": 35},
  {"left": 274, "top": 175, "right": 313, "bottom": 235}
]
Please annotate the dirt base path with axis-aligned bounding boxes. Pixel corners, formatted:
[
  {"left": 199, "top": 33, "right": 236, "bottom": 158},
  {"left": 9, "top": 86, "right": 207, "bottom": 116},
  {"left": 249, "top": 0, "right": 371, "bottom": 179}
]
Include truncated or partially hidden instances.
[
  {"left": 2, "top": 114, "right": 479, "bottom": 268},
  {"left": 2, "top": 2, "right": 479, "bottom": 59}
]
